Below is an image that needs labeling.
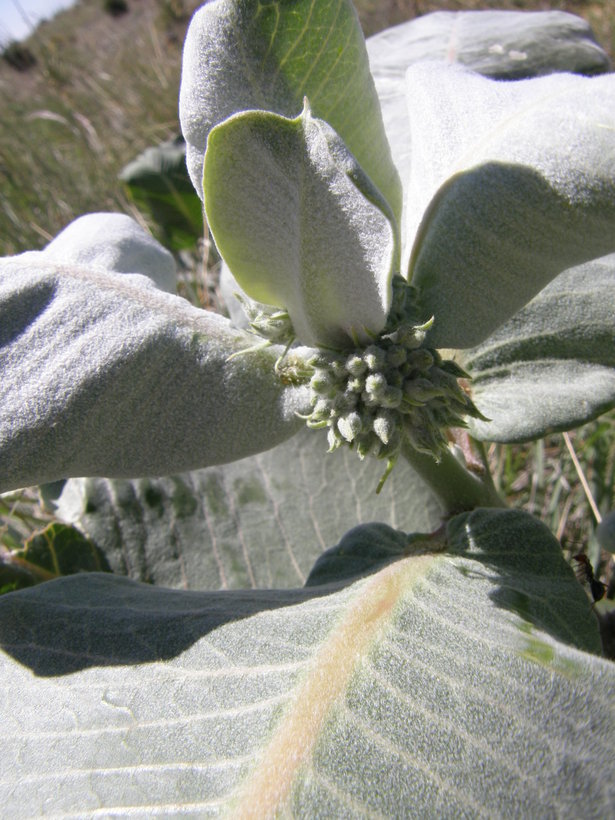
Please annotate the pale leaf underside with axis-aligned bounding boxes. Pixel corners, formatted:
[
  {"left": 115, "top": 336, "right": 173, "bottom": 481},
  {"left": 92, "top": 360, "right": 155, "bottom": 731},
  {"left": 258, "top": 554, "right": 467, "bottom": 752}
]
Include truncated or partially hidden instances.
[
  {"left": 463, "top": 255, "right": 615, "bottom": 442},
  {"left": 1, "top": 509, "right": 611, "bottom": 816},
  {"left": 55, "top": 429, "right": 445, "bottom": 591}
]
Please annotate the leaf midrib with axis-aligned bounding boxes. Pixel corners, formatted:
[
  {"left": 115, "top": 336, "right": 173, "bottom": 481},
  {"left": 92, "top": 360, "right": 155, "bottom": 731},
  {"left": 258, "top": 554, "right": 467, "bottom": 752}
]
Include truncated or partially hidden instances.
[{"left": 229, "top": 554, "right": 437, "bottom": 816}]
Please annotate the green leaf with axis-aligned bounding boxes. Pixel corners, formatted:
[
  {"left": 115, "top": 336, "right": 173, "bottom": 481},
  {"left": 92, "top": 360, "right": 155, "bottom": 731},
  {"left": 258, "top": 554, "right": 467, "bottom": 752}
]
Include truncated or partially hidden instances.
[
  {"left": 54, "top": 429, "right": 444, "bottom": 590},
  {"left": 0, "top": 226, "right": 309, "bottom": 493},
  {"left": 305, "top": 523, "right": 440, "bottom": 587},
  {"left": 0, "top": 523, "right": 111, "bottom": 592},
  {"left": 1, "top": 510, "right": 611, "bottom": 815},
  {"left": 204, "top": 104, "right": 397, "bottom": 347},
  {"left": 402, "top": 64, "right": 615, "bottom": 349},
  {"left": 460, "top": 256, "right": 615, "bottom": 442},
  {"left": 119, "top": 137, "right": 204, "bottom": 252},
  {"left": 366, "top": 9, "right": 611, "bottom": 203},
  {"left": 180, "top": 0, "right": 402, "bottom": 220},
  {"left": 18, "top": 522, "right": 110, "bottom": 576}
]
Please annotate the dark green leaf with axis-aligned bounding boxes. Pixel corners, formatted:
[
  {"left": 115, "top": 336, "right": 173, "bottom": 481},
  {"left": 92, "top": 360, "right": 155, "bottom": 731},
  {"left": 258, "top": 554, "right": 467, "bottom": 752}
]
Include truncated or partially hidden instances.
[
  {"left": 20, "top": 522, "right": 110, "bottom": 575},
  {"left": 1, "top": 522, "right": 109, "bottom": 593},
  {"left": 119, "top": 137, "right": 204, "bottom": 252}
]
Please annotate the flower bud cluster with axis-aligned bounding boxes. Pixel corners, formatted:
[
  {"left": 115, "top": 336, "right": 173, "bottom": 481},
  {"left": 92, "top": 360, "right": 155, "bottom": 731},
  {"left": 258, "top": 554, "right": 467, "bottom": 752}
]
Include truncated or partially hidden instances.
[{"left": 302, "top": 277, "right": 485, "bottom": 476}]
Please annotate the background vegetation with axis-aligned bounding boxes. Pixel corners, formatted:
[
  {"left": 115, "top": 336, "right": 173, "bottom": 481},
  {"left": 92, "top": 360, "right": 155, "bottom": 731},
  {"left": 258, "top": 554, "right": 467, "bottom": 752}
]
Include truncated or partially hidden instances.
[
  {"left": 1, "top": 0, "right": 613, "bottom": 604},
  {"left": 2, "top": 0, "right": 614, "bottom": 256}
]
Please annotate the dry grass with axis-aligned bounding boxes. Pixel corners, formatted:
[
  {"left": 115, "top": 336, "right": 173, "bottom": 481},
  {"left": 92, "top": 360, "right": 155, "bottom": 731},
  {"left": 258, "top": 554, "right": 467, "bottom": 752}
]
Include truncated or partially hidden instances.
[{"left": 0, "top": 0, "right": 202, "bottom": 254}]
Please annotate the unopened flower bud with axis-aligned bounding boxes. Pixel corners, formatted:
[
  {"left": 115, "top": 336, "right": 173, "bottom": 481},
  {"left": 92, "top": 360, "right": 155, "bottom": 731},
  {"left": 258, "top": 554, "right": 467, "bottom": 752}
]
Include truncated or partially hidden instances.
[
  {"left": 380, "top": 385, "right": 403, "bottom": 409},
  {"left": 403, "top": 419, "right": 443, "bottom": 457},
  {"left": 357, "top": 433, "right": 381, "bottom": 460},
  {"left": 373, "top": 412, "right": 395, "bottom": 445},
  {"left": 308, "top": 352, "right": 331, "bottom": 368},
  {"left": 405, "top": 349, "right": 434, "bottom": 371},
  {"left": 330, "top": 358, "right": 347, "bottom": 379},
  {"left": 298, "top": 275, "right": 484, "bottom": 489},
  {"left": 347, "top": 376, "right": 364, "bottom": 393},
  {"left": 385, "top": 324, "right": 421, "bottom": 348},
  {"left": 311, "top": 370, "right": 337, "bottom": 396},
  {"left": 430, "top": 368, "right": 458, "bottom": 391},
  {"left": 386, "top": 345, "right": 407, "bottom": 367},
  {"left": 403, "top": 378, "right": 444, "bottom": 403},
  {"left": 345, "top": 354, "right": 367, "bottom": 376},
  {"left": 365, "top": 373, "right": 387, "bottom": 397},
  {"left": 363, "top": 345, "right": 387, "bottom": 371},
  {"left": 332, "top": 391, "right": 357, "bottom": 413},
  {"left": 337, "top": 412, "right": 362, "bottom": 442},
  {"left": 312, "top": 398, "right": 331, "bottom": 417},
  {"left": 361, "top": 390, "right": 380, "bottom": 408},
  {"left": 327, "top": 426, "right": 343, "bottom": 452},
  {"left": 388, "top": 370, "right": 404, "bottom": 389}
]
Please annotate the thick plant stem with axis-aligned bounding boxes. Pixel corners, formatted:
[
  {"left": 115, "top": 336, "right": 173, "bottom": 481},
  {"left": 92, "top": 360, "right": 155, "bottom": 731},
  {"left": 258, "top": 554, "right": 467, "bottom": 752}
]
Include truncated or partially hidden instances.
[{"left": 401, "top": 440, "right": 506, "bottom": 515}]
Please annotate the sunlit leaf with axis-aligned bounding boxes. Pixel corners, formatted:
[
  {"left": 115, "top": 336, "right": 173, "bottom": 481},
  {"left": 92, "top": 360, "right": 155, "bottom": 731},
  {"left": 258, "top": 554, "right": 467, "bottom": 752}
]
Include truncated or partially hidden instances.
[
  {"left": 366, "top": 9, "right": 610, "bottom": 231},
  {"left": 1, "top": 509, "right": 610, "bottom": 815},
  {"left": 180, "top": 0, "right": 401, "bottom": 218},
  {"left": 0, "top": 247, "right": 308, "bottom": 492},
  {"left": 204, "top": 104, "right": 396, "bottom": 347},
  {"left": 403, "top": 64, "right": 615, "bottom": 349}
]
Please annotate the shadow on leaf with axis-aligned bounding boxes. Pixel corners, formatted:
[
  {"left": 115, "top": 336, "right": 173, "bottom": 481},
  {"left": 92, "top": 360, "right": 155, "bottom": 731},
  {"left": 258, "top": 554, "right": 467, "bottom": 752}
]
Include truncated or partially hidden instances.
[
  {"left": 0, "top": 509, "right": 601, "bottom": 678},
  {"left": 0, "top": 572, "right": 350, "bottom": 676}
]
